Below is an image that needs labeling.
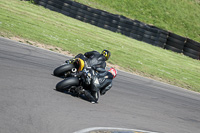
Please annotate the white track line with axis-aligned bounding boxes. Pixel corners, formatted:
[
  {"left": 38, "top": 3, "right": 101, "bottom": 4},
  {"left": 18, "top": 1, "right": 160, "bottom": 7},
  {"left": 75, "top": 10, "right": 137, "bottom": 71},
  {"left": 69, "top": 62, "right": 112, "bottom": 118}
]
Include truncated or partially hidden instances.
[{"left": 74, "top": 127, "right": 159, "bottom": 133}]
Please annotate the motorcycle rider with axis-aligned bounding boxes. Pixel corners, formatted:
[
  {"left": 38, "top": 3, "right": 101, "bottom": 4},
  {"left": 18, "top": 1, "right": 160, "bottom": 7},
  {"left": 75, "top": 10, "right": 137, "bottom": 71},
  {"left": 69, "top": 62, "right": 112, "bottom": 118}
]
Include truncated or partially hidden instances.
[{"left": 66, "top": 49, "right": 114, "bottom": 103}]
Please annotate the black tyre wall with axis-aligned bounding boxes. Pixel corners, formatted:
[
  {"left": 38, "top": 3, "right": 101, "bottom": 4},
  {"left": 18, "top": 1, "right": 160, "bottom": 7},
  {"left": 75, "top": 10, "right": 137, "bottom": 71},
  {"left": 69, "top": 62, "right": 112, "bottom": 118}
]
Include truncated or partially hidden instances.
[
  {"left": 184, "top": 39, "right": 200, "bottom": 51},
  {"left": 165, "top": 32, "right": 186, "bottom": 53},
  {"left": 38, "top": 0, "right": 48, "bottom": 7},
  {"left": 183, "top": 39, "right": 200, "bottom": 60}
]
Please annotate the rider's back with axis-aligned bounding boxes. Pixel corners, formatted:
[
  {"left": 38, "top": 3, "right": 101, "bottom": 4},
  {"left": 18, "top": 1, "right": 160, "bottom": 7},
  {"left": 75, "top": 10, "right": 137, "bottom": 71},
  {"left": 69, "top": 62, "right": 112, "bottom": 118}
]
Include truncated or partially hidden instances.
[{"left": 84, "top": 51, "right": 106, "bottom": 69}]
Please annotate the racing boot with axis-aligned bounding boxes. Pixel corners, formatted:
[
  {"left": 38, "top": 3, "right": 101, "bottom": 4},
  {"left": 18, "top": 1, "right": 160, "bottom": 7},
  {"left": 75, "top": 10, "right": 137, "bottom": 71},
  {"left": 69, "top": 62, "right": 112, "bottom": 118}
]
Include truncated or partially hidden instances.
[{"left": 91, "top": 91, "right": 99, "bottom": 104}]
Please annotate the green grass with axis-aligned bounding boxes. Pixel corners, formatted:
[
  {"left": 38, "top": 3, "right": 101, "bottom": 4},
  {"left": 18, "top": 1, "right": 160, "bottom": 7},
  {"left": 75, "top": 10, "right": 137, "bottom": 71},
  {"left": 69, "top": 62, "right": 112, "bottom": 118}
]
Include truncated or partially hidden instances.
[
  {"left": 74, "top": 0, "right": 200, "bottom": 42},
  {"left": 0, "top": 0, "right": 200, "bottom": 92}
]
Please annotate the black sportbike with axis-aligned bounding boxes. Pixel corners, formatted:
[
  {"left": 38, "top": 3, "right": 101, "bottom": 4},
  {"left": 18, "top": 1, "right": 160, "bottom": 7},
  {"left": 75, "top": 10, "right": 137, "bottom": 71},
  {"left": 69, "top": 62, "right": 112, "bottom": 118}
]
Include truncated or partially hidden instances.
[{"left": 53, "top": 58, "right": 100, "bottom": 103}]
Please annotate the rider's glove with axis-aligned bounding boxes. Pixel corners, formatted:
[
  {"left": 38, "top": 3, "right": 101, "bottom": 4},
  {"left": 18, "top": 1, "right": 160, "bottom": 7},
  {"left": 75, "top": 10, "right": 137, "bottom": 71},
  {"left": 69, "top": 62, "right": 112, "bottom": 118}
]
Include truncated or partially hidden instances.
[{"left": 66, "top": 58, "right": 77, "bottom": 64}]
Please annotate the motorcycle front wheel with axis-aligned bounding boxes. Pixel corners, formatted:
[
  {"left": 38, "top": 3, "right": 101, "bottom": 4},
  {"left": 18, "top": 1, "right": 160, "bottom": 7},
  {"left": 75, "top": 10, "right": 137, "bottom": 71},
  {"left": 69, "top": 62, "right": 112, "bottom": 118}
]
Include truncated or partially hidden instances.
[
  {"left": 53, "top": 63, "right": 75, "bottom": 77},
  {"left": 56, "top": 77, "right": 79, "bottom": 92}
]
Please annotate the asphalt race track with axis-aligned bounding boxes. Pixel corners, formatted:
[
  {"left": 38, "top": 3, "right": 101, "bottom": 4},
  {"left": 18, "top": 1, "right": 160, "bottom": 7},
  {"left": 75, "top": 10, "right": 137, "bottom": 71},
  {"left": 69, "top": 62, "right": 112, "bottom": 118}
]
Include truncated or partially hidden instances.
[{"left": 0, "top": 37, "right": 200, "bottom": 133}]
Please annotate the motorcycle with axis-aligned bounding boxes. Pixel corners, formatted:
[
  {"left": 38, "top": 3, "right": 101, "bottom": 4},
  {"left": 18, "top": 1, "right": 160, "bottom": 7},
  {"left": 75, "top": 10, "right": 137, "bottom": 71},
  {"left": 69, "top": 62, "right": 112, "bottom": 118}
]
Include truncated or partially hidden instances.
[{"left": 54, "top": 58, "right": 99, "bottom": 103}]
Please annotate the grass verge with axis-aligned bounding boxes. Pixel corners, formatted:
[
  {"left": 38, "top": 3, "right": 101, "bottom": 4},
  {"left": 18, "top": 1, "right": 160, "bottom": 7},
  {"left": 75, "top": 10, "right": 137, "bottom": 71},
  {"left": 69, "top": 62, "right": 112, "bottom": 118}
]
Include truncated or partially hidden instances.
[{"left": 0, "top": 0, "right": 200, "bottom": 92}]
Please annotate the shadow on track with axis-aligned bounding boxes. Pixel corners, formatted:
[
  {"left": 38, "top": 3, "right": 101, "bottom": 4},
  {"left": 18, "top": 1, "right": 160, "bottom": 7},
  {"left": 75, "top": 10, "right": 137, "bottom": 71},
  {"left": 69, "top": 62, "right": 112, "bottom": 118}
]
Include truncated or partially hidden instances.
[{"left": 53, "top": 88, "right": 93, "bottom": 104}]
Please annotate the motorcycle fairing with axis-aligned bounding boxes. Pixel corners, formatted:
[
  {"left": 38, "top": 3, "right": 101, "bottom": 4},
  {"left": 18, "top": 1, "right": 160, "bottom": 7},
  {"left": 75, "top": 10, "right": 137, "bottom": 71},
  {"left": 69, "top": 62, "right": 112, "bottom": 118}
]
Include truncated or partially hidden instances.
[{"left": 78, "top": 58, "right": 85, "bottom": 72}]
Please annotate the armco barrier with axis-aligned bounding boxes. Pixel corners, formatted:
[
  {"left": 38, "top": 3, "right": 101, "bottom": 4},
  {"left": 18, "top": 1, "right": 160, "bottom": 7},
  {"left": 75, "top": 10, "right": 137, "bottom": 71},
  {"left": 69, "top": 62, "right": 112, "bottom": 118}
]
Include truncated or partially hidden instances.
[{"left": 31, "top": 0, "right": 200, "bottom": 60}]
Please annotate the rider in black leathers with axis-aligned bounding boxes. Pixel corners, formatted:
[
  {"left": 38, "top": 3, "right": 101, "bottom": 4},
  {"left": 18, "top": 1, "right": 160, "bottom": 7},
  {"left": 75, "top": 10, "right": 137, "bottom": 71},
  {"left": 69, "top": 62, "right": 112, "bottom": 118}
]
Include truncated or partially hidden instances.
[{"left": 74, "top": 50, "right": 114, "bottom": 103}]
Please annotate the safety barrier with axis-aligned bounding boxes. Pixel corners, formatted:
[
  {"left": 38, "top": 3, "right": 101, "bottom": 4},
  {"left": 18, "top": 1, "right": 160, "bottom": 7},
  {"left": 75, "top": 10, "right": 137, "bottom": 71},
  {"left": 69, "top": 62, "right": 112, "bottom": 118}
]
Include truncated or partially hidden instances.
[{"left": 31, "top": 0, "right": 200, "bottom": 60}]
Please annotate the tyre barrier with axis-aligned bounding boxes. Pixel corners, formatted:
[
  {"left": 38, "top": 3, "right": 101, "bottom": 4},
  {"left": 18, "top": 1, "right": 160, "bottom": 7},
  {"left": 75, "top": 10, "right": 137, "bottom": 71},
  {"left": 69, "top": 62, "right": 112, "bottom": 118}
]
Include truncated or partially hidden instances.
[
  {"left": 183, "top": 39, "right": 200, "bottom": 59},
  {"left": 38, "top": 0, "right": 48, "bottom": 7},
  {"left": 47, "top": 0, "right": 63, "bottom": 9},
  {"left": 165, "top": 32, "right": 186, "bottom": 53},
  {"left": 30, "top": 0, "right": 200, "bottom": 60}
]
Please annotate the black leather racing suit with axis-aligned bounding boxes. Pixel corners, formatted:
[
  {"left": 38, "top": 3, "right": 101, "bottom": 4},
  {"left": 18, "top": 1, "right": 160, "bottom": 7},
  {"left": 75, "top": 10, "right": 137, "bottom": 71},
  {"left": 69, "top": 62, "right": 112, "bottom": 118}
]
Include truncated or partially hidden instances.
[
  {"left": 89, "top": 68, "right": 113, "bottom": 102},
  {"left": 84, "top": 51, "right": 107, "bottom": 69}
]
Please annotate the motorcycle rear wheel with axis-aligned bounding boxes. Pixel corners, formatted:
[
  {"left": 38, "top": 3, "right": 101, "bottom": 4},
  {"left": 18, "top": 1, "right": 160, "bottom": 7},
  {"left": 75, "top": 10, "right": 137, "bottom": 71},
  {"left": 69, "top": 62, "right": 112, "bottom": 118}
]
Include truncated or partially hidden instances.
[
  {"left": 53, "top": 63, "right": 75, "bottom": 77},
  {"left": 56, "top": 77, "right": 79, "bottom": 92}
]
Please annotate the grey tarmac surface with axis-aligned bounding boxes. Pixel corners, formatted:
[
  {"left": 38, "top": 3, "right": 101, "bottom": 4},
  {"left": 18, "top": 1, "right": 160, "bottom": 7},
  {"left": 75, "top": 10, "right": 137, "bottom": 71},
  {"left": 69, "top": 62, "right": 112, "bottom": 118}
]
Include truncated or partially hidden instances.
[{"left": 0, "top": 37, "right": 200, "bottom": 133}]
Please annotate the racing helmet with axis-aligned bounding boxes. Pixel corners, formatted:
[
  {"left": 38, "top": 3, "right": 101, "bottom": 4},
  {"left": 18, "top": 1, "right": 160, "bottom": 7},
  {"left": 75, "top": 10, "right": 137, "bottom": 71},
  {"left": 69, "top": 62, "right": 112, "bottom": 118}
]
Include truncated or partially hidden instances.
[
  {"left": 108, "top": 68, "right": 117, "bottom": 79},
  {"left": 101, "top": 49, "right": 111, "bottom": 61}
]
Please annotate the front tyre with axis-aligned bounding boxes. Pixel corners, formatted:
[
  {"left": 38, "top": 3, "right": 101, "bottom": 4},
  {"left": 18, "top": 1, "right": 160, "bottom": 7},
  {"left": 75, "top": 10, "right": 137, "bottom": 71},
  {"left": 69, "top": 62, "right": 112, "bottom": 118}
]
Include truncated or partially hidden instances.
[
  {"left": 56, "top": 77, "right": 79, "bottom": 92},
  {"left": 53, "top": 64, "right": 75, "bottom": 77}
]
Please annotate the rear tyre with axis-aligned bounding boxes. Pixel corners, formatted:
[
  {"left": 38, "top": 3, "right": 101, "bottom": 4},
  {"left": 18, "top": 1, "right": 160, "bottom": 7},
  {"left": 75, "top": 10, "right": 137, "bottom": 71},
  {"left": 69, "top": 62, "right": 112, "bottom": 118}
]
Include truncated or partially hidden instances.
[
  {"left": 56, "top": 77, "right": 79, "bottom": 92},
  {"left": 53, "top": 64, "right": 75, "bottom": 77}
]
